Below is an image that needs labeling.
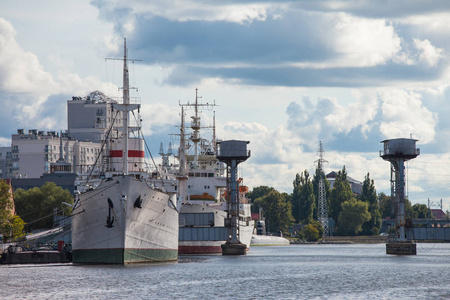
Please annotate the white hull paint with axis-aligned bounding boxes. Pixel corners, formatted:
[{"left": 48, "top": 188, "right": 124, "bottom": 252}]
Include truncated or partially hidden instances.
[{"left": 72, "top": 176, "right": 178, "bottom": 264}]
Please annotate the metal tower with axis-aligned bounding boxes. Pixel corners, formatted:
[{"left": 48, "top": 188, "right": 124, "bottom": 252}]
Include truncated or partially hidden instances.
[
  {"left": 380, "top": 138, "right": 420, "bottom": 255},
  {"left": 315, "top": 141, "right": 329, "bottom": 236},
  {"left": 217, "top": 140, "right": 250, "bottom": 255}
]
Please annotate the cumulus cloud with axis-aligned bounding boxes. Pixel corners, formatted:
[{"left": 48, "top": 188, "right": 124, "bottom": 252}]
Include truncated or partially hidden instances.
[
  {"left": 139, "top": 103, "right": 180, "bottom": 135},
  {"left": 414, "top": 39, "right": 444, "bottom": 66},
  {"left": 0, "top": 17, "right": 119, "bottom": 137},
  {"left": 89, "top": 1, "right": 450, "bottom": 88},
  {"left": 322, "top": 14, "right": 401, "bottom": 68},
  {"left": 379, "top": 90, "right": 437, "bottom": 143}
]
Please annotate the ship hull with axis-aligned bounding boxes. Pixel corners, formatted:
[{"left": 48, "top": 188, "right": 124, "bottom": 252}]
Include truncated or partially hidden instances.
[
  {"left": 178, "top": 203, "right": 253, "bottom": 255},
  {"left": 72, "top": 176, "right": 178, "bottom": 264}
]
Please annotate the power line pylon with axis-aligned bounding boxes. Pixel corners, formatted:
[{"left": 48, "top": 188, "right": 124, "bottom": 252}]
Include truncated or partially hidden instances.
[{"left": 315, "top": 141, "right": 329, "bottom": 236}]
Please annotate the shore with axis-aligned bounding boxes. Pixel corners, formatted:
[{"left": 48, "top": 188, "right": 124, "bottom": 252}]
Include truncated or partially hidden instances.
[{"left": 289, "top": 235, "right": 388, "bottom": 244}]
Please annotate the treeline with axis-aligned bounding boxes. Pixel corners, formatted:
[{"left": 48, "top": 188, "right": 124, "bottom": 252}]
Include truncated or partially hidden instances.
[
  {"left": 0, "top": 181, "right": 74, "bottom": 242},
  {"left": 248, "top": 166, "right": 432, "bottom": 240}
]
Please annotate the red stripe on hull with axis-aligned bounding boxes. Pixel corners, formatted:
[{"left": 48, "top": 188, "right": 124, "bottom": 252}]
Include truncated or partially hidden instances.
[
  {"left": 178, "top": 245, "right": 223, "bottom": 255},
  {"left": 110, "top": 150, "right": 145, "bottom": 158}
]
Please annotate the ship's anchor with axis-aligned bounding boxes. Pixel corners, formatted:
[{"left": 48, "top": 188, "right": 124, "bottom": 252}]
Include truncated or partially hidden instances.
[
  {"left": 134, "top": 195, "right": 142, "bottom": 209},
  {"left": 106, "top": 198, "right": 114, "bottom": 228}
]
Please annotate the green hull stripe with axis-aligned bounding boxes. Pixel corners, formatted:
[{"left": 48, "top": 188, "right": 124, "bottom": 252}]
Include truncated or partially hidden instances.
[{"left": 73, "top": 248, "right": 178, "bottom": 264}]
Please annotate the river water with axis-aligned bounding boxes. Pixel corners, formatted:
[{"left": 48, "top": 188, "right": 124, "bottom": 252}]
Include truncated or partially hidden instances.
[{"left": 2, "top": 243, "right": 450, "bottom": 299}]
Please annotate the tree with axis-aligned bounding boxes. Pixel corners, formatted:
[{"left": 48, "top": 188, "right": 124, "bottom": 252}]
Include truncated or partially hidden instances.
[
  {"left": 329, "top": 166, "right": 353, "bottom": 222},
  {"left": 360, "top": 173, "right": 381, "bottom": 235},
  {"left": 260, "top": 190, "right": 294, "bottom": 234},
  {"left": 248, "top": 186, "right": 275, "bottom": 213},
  {"left": 291, "top": 170, "right": 315, "bottom": 223},
  {"left": 378, "top": 192, "right": 394, "bottom": 219},
  {"left": 14, "top": 182, "right": 73, "bottom": 231},
  {"left": 0, "top": 179, "right": 25, "bottom": 242},
  {"left": 1, "top": 215, "right": 26, "bottom": 242},
  {"left": 303, "top": 224, "right": 320, "bottom": 242},
  {"left": 0, "top": 180, "right": 14, "bottom": 227},
  {"left": 411, "top": 203, "right": 431, "bottom": 219},
  {"left": 292, "top": 173, "right": 301, "bottom": 222},
  {"left": 337, "top": 198, "right": 371, "bottom": 236}
]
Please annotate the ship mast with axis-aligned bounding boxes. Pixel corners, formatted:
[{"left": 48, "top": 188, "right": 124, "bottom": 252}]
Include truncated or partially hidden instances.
[
  {"left": 191, "top": 88, "right": 201, "bottom": 168},
  {"left": 122, "top": 39, "right": 130, "bottom": 175},
  {"left": 106, "top": 38, "right": 141, "bottom": 175},
  {"left": 177, "top": 107, "right": 188, "bottom": 204},
  {"left": 179, "top": 88, "right": 216, "bottom": 169}
]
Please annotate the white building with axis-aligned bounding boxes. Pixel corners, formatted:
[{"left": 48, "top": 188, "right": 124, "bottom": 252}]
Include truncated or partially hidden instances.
[{"left": 11, "top": 129, "right": 101, "bottom": 178}]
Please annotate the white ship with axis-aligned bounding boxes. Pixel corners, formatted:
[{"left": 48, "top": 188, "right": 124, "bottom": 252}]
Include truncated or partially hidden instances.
[
  {"left": 71, "top": 40, "right": 178, "bottom": 264},
  {"left": 154, "top": 89, "right": 253, "bottom": 254}
]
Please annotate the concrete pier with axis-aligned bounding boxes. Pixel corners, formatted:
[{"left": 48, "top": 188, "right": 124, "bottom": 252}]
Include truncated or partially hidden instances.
[
  {"left": 386, "top": 242, "right": 417, "bottom": 255},
  {"left": 1, "top": 250, "right": 72, "bottom": 264},
  {"left": 221, "top": 242, "right": 247, "bottom": 255}
]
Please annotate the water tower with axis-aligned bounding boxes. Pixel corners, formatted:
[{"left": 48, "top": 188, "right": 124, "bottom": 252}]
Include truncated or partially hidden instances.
[
  {"left": 380, "top": 138, "right": 420, "bottom": 255},
  {"left": 217, "top": 140, "right": 250, "bottom": 255}
]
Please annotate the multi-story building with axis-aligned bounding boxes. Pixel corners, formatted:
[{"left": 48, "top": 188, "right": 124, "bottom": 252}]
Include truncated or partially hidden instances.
[
  {"left": 3, "top": 91, "right": 128, "bottom": 181},
  {"left": 67, "top": 90, "right": 123, "bottom": 143},
  {"left": 0, "top": 147, "right": 13, "bottom": 179},
  {"left": 11, "top": 129, "right": 101, "bottom": 178}
]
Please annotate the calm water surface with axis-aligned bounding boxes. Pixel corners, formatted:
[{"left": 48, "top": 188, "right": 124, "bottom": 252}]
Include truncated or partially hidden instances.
[{"left": 2, "top": 243, "right": 450, "bottom": 299}]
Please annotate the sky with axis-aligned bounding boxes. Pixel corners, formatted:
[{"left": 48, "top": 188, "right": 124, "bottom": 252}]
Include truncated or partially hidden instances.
[{"left": 1, "top": 0, "right": 450, "bottom": 211}]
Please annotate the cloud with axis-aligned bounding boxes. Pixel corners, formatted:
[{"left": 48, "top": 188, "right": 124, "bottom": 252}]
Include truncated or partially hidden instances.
[
  {"left": 414, "top": 39, "right": 444, "bottom": 66},
  {"left": 0, "top": 18, "right": 56, "bottom": 94},
  {"left": 379, "top": 89, "right": 437, "bottom": 143},
  {"left": 0, "top": 17, "right": 119, "bottom": 137},
  {"left": 88, "top": 0, "right": 450, "bottom": 92}
]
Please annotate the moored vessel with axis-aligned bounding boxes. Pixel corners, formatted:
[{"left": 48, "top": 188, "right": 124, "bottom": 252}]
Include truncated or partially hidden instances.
[
  {"left": 154, "top": 89, "right": 253, "bottom": 254},
  {"left": 71, "top": 39, "right": 178, "bottom": 264}
]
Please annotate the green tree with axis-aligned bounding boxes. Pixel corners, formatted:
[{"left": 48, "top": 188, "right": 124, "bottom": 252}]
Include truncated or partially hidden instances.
[
  {"left": 291, "top": 170, "right": 315, "bottom": 223},
  {"left": 1, "top": 215, "right": 26, "bottom": 242},
  {"left": 378, "top": 192, "right": 414, "bottom": 220},
  {"left": 329, "top": 166, "right": 353, "bottom": 222},
  {"left": 378, "top": 192, "right": 394, "bottom": 219},
  {"left": 0, "top": 180, "right": 14, "bottom": 227},
  {"left": 411, "top": 203, "right": 431, "bottom": 219},
  {"left": 360, "top": 173, "right": 381, "bottom": 235},
  {"left": 292, "top": 173, "right": 302, "bottom": 222},
  {"left": 337, "top": 198, "right": 371, "bottom": 236},
  {"left": 14, "top": 182, "right": 73, "bottom": 231},
  {"left": 303, "top": 224, "right": 320, "bottom": 242},
  {"left": 248, "top": 186, "right": 275, "bottom": 213},
  {"left": 0, "top": 180, "right": 25, "bottom": 242},
  {"left": 260, "top": 190, "right": 294, "bottom": 234}
]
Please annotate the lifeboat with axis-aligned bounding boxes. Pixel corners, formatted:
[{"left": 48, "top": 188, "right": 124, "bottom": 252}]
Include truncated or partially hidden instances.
[{"left": 190, "top": 193, "right": 215, "bottom": 200}]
